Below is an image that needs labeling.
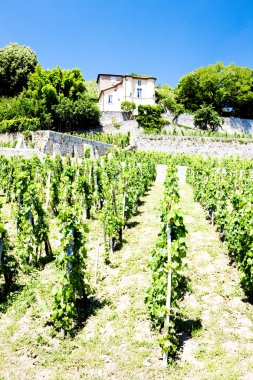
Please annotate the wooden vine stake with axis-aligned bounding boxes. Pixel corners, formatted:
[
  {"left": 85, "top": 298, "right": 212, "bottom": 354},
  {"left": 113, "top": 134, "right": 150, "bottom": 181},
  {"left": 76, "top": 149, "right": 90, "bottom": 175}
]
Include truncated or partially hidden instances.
[
  {"left": 0, "top": 238, "right": 3, "bottom": 263},
  {"left": 45, "top": 170, "right": 51, "bottom": 210},
  {"left": 121, "top": 162, "right": 126, "bottom": 227},
  {"left": 111, "top": 186, "right": 117, "bottom": 252},
  {"left": 94, "top": 241, "right": 100, "bottom": 285},
  {"left": 61, "top": 226, "right": 75, "bottom": 339},
  {"left": 103, "top": 220, "right": 106, "bottom": 245},
  {"left": 163, "top": 222, "right": 172, "bottom": 367},
  {"left": 211, "top": 209, "right": 215, "bottom": 226},
  {"left": 109, "top": 237, "right": 114, "bottom": 255}
]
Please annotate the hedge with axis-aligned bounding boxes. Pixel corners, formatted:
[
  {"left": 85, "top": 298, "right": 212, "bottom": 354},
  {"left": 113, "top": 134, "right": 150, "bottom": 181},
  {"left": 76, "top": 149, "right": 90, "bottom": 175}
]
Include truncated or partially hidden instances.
[{"left": 0, "top": 118, "right": 40, "bottom": 133}]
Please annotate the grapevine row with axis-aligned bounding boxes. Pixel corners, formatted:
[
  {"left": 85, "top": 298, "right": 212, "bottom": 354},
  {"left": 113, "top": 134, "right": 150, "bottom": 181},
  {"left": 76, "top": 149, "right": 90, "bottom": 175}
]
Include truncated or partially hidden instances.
[
  {"left": 187, "top": 156, "right": 253, "bottom": 296},
  {"left": 145, "top": 164, "right": 187, "bottom": 362},
  {"left": 0, "top": 149, "right": 156, "bottom": 333}
]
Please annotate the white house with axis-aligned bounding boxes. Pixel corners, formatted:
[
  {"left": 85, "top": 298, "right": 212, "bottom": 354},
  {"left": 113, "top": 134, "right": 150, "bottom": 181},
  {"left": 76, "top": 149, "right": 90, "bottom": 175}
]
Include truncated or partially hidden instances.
[{"left": 97, "top": 74, "right": 156, "bottom": 112}]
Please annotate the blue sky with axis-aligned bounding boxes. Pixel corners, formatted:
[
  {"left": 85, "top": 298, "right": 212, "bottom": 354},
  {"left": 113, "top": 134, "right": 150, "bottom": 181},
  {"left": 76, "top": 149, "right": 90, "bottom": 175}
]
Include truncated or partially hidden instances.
[{"left": 1, "top": 0, "right": 253, "bottom": 87}]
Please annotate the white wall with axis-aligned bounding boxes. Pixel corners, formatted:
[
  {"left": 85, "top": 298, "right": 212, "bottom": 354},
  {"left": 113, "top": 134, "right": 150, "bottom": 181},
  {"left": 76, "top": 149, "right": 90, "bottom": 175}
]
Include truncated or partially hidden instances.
[
  {"left": 98, "top": 77, "right": 156, "bottom": 111},
  {"left": 171, "top": 113, "right": 253, "bottom": 134}
]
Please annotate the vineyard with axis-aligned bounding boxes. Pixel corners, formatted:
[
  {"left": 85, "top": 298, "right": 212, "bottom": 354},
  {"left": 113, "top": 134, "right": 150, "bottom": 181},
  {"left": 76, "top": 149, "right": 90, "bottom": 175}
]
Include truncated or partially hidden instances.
[
  {"left": 187, "top": 157, "right": 253, "bottom": 296},
  {"left": 1, "top": 147, "right": 253, "bottom": 379},
  {"left": 77, "top": 132, "right": 131, "bottom": 148}
]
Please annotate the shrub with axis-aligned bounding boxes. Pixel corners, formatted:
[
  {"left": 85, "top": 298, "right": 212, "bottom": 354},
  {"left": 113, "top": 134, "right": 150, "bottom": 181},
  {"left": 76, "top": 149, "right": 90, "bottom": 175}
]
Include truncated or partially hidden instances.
[
  {"left": 121, "top": 101, "right": 136, "bottom": 113},
  {"left": 121, "top": 101, "right": 136, "bottom": 120},
  {"left": 0, "top": 140, "right": 17, "bottom": 148},
  {"left": 84, "top": 147, "right": 91, "bottom": 158},
  {"left": 0, "top": 117, "right": 40, "bottom": 133},
  {"left": 194, "top": 104, "right": 224, "bottom": 132},
  {"left": 136, "top": 104, "right": 166, "bottom": 133}
]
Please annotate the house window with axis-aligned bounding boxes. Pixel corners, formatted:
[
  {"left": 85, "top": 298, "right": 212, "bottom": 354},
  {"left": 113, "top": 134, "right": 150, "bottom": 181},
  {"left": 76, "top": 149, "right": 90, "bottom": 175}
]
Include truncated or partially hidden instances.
[
  {"left": 111, "top": 76, "right": 116, "bottom": 81},
  {"left": 138, "top": 80, "right": 142, "bottom": 86},
  {"left": 137, "top": 88, "right": 142, "bottom": 98},
  {"left": 108, "top": 94, "right": 113, "bottom": 103}
]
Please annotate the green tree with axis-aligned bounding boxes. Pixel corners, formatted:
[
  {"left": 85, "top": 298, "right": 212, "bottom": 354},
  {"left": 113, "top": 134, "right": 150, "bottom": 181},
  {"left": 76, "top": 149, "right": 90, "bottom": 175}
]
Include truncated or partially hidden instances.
[
  {"left": 175, "top": 62, "right": 253, "bottom": 119},
  {"left": 0, "top": 56, "right": 100, "bottom": 132},
  {"left": 85, "top": 79, "right": 99, "bottom": 99},
  {"left": 53, "top": 96, "right": 101, "bottom": 132},
  {"left": 26, "top": 65, "right": 86, "bottom": 101},
  {"left": 175, "top": 62, "right": 225, "bottom": 113},
  {"left": 18, "top": 66, "right": 99, "bottom": 132},
  {"left": 155, "top": 84, "right": 177, "bottom": 112},
  {"left": 221, "top": 64, "right": 253, "bottom": 118},
  {"left": 136, "top": 104, "right": 166, "bottom": 133},
  {"left": 0, "top": 43, "right": 38, "bottom": 97},
  {"left": 0, "top": 96, "right": 52, "bottom": 129},
  {"left": 194, "top": 104, "right": 224, "bottom": 131}
]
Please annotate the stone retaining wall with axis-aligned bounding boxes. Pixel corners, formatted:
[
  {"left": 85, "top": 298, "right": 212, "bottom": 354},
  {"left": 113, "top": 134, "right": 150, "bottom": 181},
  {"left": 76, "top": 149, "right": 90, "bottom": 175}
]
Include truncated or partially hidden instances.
[
  {"left": 100, "top": 111, "right": 131, "bottom": 127},
  {"left": 1, "top": 129, "right": 253, "bottom": 160},
  {"left": 100, "top": 112, "right": 253, "bottom": 136},
  {"left": 0, "top": 130, "right": 113, "bottom": 158},
  {"left": 137, "top": 135, "right": 253, "bottom": 158},
  {"left": 33, "top": 130, "right": 112, "bottom": 157},
  {"left": 0, "top": 147, "right": 45, "bottom": 159},
  {"left": 166, "top": 113, "right": 253, "bottom": 134}
]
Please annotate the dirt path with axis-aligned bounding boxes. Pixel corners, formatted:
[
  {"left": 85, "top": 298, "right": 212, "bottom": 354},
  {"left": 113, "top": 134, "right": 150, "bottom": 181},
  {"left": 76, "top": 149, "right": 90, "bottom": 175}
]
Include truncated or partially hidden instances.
[
  {"left": 75, "top": 164, "right": 168, "bottom": 379},
  {"left": 168, "top": 181, "right": 253, "bottom": 380}
]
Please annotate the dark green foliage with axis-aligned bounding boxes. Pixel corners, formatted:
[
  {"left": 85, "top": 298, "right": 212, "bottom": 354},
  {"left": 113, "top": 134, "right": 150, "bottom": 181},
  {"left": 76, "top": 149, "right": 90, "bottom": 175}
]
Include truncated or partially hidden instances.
[
  {"left": 136, "top": 104, "right": 166, "bottom": 133},
  {"left": 23, "top": 65, "right": 101, "bottom": 132},
  {"left": 53, "top": 96, "right": 100, "bottom": 132},
  {"left": 155, "top": 84, "right": 181, "bottom": 114},
  {"left": 175, "top": 62, "right": 253, "bottom": 119},
  {"left": 0, "top": 43, "right": 38, "bottom": 97},
  {"left": 0, "top": 117, "right": 40, "bottom": 133},
  {"left": 0, "top": 96, "right": 52, "bottom": 129},
  {"left": 187, "top": 156, "right": 253, "bottom": 296},
  {"left": 0, "top": 46, "right": 101, "bottom": 132},
  {"left": 26, "top": 65, "right": 86, "bottom": 101},
  {"left": 194, "top": 104, "right": 224, "bottom": 131},
  {"left": 51, "top": 206, "right": 90, "bottom": 333},
  {"left": 0, "top": 218, "right": 18, "bottom": 291}
]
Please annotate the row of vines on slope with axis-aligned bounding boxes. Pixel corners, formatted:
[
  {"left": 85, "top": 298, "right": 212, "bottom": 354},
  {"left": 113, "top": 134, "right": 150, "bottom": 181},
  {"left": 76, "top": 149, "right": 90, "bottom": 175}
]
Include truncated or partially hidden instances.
[
  {"left": 0, "top": 149, "right": 156, "bottom": 334},
  {"left": 145, "top": 164, "right": 187, "bottom": 363},
  {"left": 187, "top": 156, "right": 253, "bottom": 297},
  {"left": 78, "top": 131, "right": 130, "bottom": 148}
]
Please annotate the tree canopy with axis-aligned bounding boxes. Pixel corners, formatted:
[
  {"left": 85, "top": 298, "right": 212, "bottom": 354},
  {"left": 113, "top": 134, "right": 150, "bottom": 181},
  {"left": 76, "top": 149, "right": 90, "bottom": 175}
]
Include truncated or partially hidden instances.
[
  {"left": 0, "top": 42, "right": 38, "bottom": 97},
  {"left": 0, "top": 46, "right": 101, "bottom": 133},
  {"left": 194, "top": 104, "right": 224, "bottom": 131},
  {"left": 175, "top": 62, "right": 253, "bottom": 119},
  {"left": 85, "top": 79, "right": 99, "bottom": 99},
  {"left": 136, "top": 104, "right": 166, "bottom": 133},
  {"left": 155, "top": 84, "right": 176, "bottom": 112}
]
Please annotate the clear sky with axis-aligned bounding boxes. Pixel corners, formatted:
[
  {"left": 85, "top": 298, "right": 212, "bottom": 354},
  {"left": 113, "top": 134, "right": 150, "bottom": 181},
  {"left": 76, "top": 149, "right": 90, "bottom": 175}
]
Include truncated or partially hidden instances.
[{"left": 1, "top": 0, "right": 253, "bottom": 87}]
